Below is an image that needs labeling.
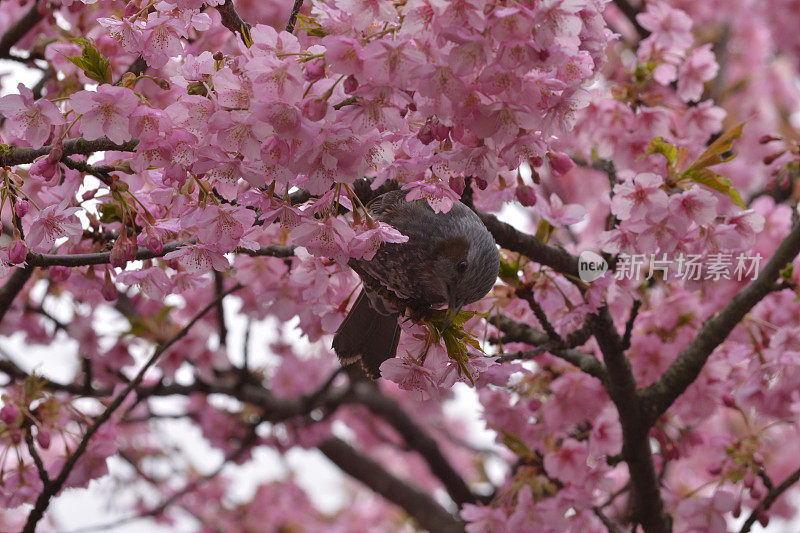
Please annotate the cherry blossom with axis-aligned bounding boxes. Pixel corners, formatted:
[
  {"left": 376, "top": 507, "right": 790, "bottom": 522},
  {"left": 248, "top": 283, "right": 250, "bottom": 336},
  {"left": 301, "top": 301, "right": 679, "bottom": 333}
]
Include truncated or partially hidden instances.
[
  {"left": 0, "top": 84, "right": 64, "bottom": 148},
  {"left": 69, "top": 85, "right": 139, "bottom": 144}
]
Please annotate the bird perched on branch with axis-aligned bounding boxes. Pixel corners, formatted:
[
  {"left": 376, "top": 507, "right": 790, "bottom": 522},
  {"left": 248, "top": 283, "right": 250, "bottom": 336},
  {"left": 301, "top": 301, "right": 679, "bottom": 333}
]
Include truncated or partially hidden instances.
[{"left": 333, "top": 190, "right": 500, "bottom": 378}]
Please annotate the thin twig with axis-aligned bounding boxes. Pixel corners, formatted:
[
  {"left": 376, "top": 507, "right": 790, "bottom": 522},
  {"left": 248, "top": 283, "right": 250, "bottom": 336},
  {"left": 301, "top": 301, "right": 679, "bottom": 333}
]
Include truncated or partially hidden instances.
[
  {"left": 285, "top": 0, "right": 304, "bottom": 33},
  {"left": 739, "top": 465, "right": 800, "bottom": 533},
  {"left": 22, "top": 285, "right": 243, "bottom": 533}
]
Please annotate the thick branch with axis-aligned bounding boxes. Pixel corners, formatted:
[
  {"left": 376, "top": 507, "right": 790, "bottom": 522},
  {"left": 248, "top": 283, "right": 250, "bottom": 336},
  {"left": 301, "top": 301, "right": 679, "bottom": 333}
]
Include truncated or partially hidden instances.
[
  {"left": 0, "top": 266, "right": 33, "bottom": 324},
  {"left": 350, "top": 382, "right": 477, "bottom": 506},
  {"left": 612, "top": 0, "right": 650, "bottom": 40},
  {"left": 0, "top": 138, "right": 138, "bottom": 167},
  {"left": 319, "top": 437, "right": 464, "bottom": 533},
  {"left": 216, "top": 0, "right": 251, "bottom": 45},
  {"left": 591, "top": 308, "right": 669, "bottom": 533},
  {"left": 472, "top": 208, "right": 580, "bottom": 278},
  {"left": 640, "top": 222, "right": 800, "bottom": 424},
  {"left": 25, "top": 243, "right": 294, "bottom": 267},
  {"left": 0, "top": 0, "right": 44, "bottom": 59}
]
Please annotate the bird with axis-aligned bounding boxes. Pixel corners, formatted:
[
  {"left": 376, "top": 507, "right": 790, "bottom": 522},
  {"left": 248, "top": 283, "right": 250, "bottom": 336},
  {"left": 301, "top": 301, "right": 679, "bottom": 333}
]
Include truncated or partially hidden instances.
[{"left": 333, "top": 189, "right": 500, "bottom": 378}]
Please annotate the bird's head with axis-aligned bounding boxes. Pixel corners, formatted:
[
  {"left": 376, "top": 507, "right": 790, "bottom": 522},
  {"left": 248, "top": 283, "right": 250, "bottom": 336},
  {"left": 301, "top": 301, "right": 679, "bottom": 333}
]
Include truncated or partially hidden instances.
[{"left": 429, "top": 229, "right": 500, "bottom": 330}]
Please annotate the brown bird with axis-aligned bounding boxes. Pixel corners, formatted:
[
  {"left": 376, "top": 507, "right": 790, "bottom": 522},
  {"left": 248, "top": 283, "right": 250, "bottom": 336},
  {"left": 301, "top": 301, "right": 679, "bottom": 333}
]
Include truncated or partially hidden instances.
[{"left": 333, "top": 190, "right": 500, "bottom": 378}]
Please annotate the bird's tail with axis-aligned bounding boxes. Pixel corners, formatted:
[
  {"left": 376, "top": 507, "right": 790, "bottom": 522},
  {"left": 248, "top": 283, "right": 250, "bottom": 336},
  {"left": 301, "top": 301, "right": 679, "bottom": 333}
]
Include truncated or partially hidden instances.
[{"left": 333, "top": 290, "right": 401, "bottom": 379}]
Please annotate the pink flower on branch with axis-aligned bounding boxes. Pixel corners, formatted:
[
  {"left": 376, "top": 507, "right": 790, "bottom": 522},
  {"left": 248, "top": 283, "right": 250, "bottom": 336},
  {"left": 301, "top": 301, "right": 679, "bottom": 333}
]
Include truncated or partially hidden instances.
[
  {"left": 0, "top": 84, "right": 64, "bottom": 148},
  {"left": 69, "top": 85, "right": 139, "bottom": 144},
  {"left": 25, "top": 201, "right": 83, "bottom": 253}
]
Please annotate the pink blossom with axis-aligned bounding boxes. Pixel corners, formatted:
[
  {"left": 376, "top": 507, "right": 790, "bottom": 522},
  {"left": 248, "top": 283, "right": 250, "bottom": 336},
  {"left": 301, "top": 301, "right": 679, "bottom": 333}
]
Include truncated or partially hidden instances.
[
  {"left": 141, "top": 13, "right": 185, "bottom": 68},
  {"left": 462, "top": 504, "right": 509, "bottom": 533},
  {"left": 402, "top": 177, "right": 462, "bottom": 213},
  {"left": 544, "top": 439, "right": 590, "bottom": 485},
  {"left": 637, "top": 2, "right": 694, "bottom": 55},
  {"left": 669, "top": 186, "right": 718, "bottom": 226},
  {"left": 291, "top": 217, "right": 356, "bottom": 264},
  {"left": 379, "top": 354, "right": 441, "bottom": 402},
  {"left": 25, "top": 202, "right": 83, "bottom": 253},
  {"left": 349, "top": 222, "right": 408, "bottom": 261},
  {"left": 0, "top": 84, "right": 64, "bottom": 148},
  {"left": 116, "top": 267, "right": 172, "bottom": 299},
  {"left": 164, "top": 245, "right": 230, "bottom": 273},
  {"left": 611, "top": 172, "right": 669, "bottom": 223},
  {"left": 185, "top": 204, "right": 257, "bottom": 253},
  {"left": 69, "top": 85, "right": 139, "bottom": 144},
  {"left": 538, "top": 193, "right": 586, "bottom": 227},
  {"left": 678, "top": 45, "right": 719, "bottom": 102}
]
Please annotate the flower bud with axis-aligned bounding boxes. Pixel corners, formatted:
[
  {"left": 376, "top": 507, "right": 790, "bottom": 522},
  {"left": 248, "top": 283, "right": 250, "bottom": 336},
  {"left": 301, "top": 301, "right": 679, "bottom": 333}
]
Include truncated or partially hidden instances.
[
  {"left": 146, "top": 231, "right": 163, "bottom": 256},
  {"left": 722, "top": 393, "right": 736, "bottom": 408},
  {"left": 36, "top": 428, "right": 51, "bottom": 449},
  {"left": 50, "top": 265, "right": 71, "bottom": 282},
  {"left": 449, "top": 175, "right": 466, "bottom": 196},
  {"left": 110, "top": 237, "right": 137, "bottom": 269},
  {"left": 29, "top": 156, "right": 59, "bottom": 184},
  {"left": 417, "top": 123, "right": 435, "bottom": 145},
  {"left": 343, "top": 75, "right": 359, "bottom": 94},
  {"left": 548, "top": 151, "right": 576, "bottom": 177},
  {"left": 763, "top": 151, "right": 785, "bottom": 165},
  {"left": 14, "top": 199, "right": 29, "bottom": 218},
  {"left": 301, "top": 97, "right": 327, "bottom": 121},
  {"left": 102, "top": 269, "right": 118, "bottom": 301},
  {"left": 303, "top": 59, "right": 325, "bottom": 83},
  {"left": 0, "top": 403, "right": 19, "bottom": 425},
  {"left": 123, "top": 2, "right": 138, "bottom": 17},
  {"left": 8, "top": 239, "right": 27, "bottom": 265},
  {"left": 474, "top": 176, "right": 488, "bottom": 190},
  {"left": 431, "top": 121, "right": 450, "bottom": 141},
  {"left": 515, "top": 184, "right": 537, "bottom": 206}
]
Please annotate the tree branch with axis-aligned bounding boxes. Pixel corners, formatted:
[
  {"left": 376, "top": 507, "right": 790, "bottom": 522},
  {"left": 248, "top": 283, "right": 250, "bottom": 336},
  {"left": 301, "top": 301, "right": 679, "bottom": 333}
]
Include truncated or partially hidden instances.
[
  {"left": 591, "top": 307, "right": 669, "bottom": 533},
  {"left": 488, "top": 314, "right": 607, "bottom": 382},
  {"left": 22, "top": 284, "right": 243, "bottom": 533},
  {"left": 349, "top": 381, "right": 477, "bottom": 506},
  {"left": 215, "top": 0, "right": 251, "bottom": 45},
  {"left": 740, "top": 465, "right": 800, "bottom": 533},
  {"left": 471, "top": 208, "right": 580, "bottom": 279},
  {"left": 0, "top": 265, "right": 33, "bottom": 324},
  {"left": 285, "top": 0, "right": 304, "bottom": 33},
  {"left": 25, "top": 242, "right": 294, "bottom": 268},
  {"left": 0, "top": 0, "right": 44, "bottom": 59},
  {"left": 0, "top": 137, "right": 138, "bottom": 167},
  {"left": 319, "top": 437, "right": 465, "bottom": 533},
  {"left": 640, "top": 222, "right": 800, "bottom": 424}
]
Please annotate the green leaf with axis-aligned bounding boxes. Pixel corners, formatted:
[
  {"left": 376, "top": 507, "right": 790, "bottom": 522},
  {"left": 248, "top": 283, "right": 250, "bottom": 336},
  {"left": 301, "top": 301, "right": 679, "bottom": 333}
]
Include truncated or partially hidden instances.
[
  {"left": 781, "top": 263, "right": 794, "bottom": 282},
  {"left": 534, "top": 219, "right": 554, "bottom": 242},
  {"left": 680, "top": 167, "right": 746, "bottom": 208},
  {"left": 642, "top": 136, "right": 678, "bottom": 165},
  {"left": 97, "top": 201, "right": 123, "bottom": 223},
  {"left": 64, "top": 38, "right": 112, "bottom": 84},
  {"left": 498, "top": 253, "right": 521, "bottom": 283},
  {"left": 687, "top": 122, "right": 745, "bottom": 171},
  {"left": 501, "top": 431, "right": 534, "bottom": 460}
]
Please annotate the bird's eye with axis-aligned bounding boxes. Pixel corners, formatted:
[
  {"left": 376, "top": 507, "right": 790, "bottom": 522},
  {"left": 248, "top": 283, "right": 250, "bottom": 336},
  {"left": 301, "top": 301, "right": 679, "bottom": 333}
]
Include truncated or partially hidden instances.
[{"left": 457, "top": 260, "right": 468, "bottom": 273}]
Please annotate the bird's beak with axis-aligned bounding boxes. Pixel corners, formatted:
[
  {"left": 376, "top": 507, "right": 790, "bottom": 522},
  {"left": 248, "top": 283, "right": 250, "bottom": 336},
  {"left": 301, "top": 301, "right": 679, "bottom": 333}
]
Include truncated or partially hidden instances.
[{"left": 442, "top": 297, "right": 462, "bottom": 331}]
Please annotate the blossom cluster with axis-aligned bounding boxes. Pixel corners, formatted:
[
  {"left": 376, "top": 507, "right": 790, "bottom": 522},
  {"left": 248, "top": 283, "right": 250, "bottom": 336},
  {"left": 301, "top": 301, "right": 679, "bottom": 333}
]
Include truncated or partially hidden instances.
[{"left": 0, "top": 0, "right": 799, "bottom": 531}]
